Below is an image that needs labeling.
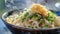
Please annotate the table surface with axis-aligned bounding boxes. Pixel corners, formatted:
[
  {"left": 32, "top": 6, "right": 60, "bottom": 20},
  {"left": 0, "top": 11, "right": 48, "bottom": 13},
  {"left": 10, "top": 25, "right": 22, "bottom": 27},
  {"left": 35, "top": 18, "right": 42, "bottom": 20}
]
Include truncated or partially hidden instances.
[
  {"left": 0, "top": 18, "right": 12, "bottom": 34},
  {"left": 0, "top": 0, "right": 60, "bottom": 17}
]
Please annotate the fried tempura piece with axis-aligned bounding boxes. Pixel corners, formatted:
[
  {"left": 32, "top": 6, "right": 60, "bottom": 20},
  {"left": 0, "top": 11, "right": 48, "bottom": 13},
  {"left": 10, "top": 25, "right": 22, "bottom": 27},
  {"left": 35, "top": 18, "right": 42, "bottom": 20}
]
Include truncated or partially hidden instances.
[{"left": 29, "top": 4, "right": 50, "bottom": 17}]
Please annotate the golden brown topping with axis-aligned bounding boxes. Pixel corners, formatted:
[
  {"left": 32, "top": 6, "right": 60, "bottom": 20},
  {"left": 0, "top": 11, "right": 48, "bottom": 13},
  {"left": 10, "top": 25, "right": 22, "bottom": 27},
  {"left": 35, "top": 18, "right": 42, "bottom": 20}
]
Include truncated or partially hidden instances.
[{"left": 29, "top": 4, "right": 49, "bottom": 17}]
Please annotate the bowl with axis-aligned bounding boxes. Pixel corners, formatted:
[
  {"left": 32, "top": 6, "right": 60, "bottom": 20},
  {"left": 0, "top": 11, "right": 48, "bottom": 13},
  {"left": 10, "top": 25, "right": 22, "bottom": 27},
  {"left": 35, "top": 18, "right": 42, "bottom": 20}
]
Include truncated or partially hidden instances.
[{"left": 1, "top": 9, "right": 60, "bottom": 34}]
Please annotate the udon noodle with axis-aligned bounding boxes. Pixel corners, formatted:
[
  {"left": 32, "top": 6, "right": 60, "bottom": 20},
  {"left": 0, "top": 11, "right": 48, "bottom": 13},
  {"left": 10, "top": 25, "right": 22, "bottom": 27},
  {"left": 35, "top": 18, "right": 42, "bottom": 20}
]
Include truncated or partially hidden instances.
[{"left": 5, "top": 4, "right": 60, "bottom": 29}]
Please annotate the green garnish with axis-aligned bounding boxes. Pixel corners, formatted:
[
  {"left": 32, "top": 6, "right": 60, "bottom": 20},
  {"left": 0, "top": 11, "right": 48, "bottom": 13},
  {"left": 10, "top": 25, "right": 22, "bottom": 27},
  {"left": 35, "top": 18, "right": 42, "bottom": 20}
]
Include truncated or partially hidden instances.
[
  {"left": 28, "top": 26, "right": 34, "bottom": 29},
  {"left": 40, "top": 19, "right": 45, "bottom": 23},
  {"left": 41, "top": 26, "right": 44, "bottom": 29},
  {"left": 28, "top": 26, "right": 31, "bottom": 27},
  {"left": 45, "top": 24, "right": 48, "bottom": 27},
  {"left": 24, "top": 12, "right": 29, "bottom": 17},
  {"left": 31, "top": 27, "right": 34, "bottom": 28},
  {"left": 27, "top": 15, "right": 33, "bottom": 19},
  {"left": 21, "top": 17, "right": 26, "bottom": 23},
  {"left": 37, "top": 15, "right": 42, "bottom": 21},
  {"left": 33, "top": 12, "right": 38, "bottom": 17},
  {"left": 46, "top": 12, "right": 56, "bottom": 22}
]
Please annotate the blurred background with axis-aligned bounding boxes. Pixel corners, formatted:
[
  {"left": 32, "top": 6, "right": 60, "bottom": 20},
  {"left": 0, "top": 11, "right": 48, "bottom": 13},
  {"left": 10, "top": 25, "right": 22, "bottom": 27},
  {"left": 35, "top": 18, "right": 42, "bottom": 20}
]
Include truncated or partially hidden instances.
[{"left": 0, "top": 0, "right": 60, "bottom": 17}]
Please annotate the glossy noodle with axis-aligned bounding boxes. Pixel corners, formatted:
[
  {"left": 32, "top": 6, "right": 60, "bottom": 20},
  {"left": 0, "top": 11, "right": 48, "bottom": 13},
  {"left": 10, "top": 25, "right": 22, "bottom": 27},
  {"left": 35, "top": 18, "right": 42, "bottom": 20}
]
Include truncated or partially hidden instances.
[{"left": 5, "top": 4, "right": 60, "bottom": 29}]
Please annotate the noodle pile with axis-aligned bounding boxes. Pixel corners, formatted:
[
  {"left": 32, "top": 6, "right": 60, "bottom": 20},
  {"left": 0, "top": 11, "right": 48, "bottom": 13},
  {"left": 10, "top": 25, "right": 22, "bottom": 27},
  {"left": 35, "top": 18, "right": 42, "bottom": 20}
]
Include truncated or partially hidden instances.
[{"left": 5, "top": 4, "right": 60, "bottom": 29}]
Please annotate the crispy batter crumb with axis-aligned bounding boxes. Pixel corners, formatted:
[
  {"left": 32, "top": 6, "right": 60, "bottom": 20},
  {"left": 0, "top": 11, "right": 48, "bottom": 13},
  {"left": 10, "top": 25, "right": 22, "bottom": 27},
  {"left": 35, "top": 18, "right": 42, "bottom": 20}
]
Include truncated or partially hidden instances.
[{"left": 29, "top": 4, "right": 50, "bottom": 17}]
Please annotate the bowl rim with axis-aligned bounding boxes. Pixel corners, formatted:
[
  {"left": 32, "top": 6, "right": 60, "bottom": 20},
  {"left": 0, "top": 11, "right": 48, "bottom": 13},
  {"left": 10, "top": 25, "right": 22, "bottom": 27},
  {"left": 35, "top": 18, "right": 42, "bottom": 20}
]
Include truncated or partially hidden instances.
[{"left": 1, "top": 9, "right": 60, "bottom": 31}]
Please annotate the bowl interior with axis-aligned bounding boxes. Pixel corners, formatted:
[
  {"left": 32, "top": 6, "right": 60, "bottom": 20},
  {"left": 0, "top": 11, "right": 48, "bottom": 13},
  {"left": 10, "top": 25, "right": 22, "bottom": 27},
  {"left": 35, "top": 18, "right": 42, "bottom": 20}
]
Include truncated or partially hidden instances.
[{"left": 1, "top": 10, "right": 60, "bottom": 31}]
